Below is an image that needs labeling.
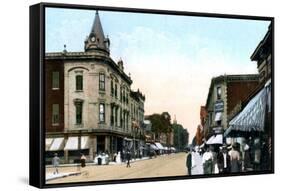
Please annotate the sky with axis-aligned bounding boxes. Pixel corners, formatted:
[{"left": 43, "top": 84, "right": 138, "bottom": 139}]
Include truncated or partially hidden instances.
[{"left": 46, "top": 7, "right": 270, "bottom": 139}]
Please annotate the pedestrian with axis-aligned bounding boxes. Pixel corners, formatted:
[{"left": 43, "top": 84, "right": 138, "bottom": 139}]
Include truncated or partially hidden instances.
[
  {"left": 230, "top": 143, "right": 241, "bottom": 173},
  {"left": 113, "top": 152, "right": 117, "bottom": 162},
  {"left": 186, "top": 147, "right": 192, "bottom": 175},
  {"left": 80, "top": 154, "right": 86, "bottom": 168},
  {"left": 126, "top": 150, "right": 131, "bottom": 168},
  {"left": 52, "top": 153, "right": 60, "bottom": 174},
  {"left": 202, "top": 146, "right": 214, "bottom": 174},
  {"left": 217, "top": 144, "right": 231, "bottom": 174},
  {"left": 243, "top": 143, "right": 252, "bottom": 171}
]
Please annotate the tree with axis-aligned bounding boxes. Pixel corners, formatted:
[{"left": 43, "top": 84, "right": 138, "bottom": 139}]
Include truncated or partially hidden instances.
[{"left": 172, "top": 123, "right": 189, "bottom": 151}]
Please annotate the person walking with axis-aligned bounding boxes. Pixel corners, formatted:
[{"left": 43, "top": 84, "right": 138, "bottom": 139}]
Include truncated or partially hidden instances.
[
  {"left": 52, "top": 153, "right": 60, "bottom": 174},
  {"left": 202, "top": 147, "right": 214, "bottom": 174},
  {"left": 217, "top": 145, "right": 231, "bottom": 174},
  {"left": 186, "top": 147, "right": 192, "bottom": 175},
  {"left": 230, "top": 143, "right": 241, "bottom": 173},
  {"left": 243, "top": 143, "right": 252, "bottom": 171},
  {"left": 126, "top": 150, "right": 131, "bottom": 168},
  {"left": 80, "top": 154, "right": 86, "bottom": 168}
]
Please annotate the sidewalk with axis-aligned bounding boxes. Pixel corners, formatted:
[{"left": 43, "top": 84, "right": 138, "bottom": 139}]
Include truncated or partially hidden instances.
[
  {"left": 46, "top": 171, "right": 81, "bottom": 182},
  {"left": 46, "top": 156, "right": 151, "bottom": 168}
]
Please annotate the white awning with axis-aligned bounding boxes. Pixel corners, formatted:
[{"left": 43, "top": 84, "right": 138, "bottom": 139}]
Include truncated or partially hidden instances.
[
  {"left": 224, "top": 88, "right": 267, "bottom": 137},
  {"left": 49, "top": 138, "right": 64, "bottom": 151},
  {"left": 64, "top": 136, "right": 89, "bottom": 150},
  {"left": 155, "top": 142, "right": 165, "bottom": 150},
  {"left": 64, "top": 137, "right": 78, "bottom": 150},
  {"left": 206, "top": 136, "right": 215, "bottom": 144},
  {"left": 45, "top": 138, "right": 53, "bottom": 151},
  {"left": 171, "top": 147, "right": 176, "bottom": 151},
  {"left": 81, "top": 136, "right": 89, "bottom": 149},
  {"left": 150, "top": 144, "right": 159, "bottom": 150},
  {"left": 214, "top": 112, "right": 222, "bottom": 122},
  {"left": 212, "top": 134, "right": 223, "bottom": 144},
  {"left": 206, "top": 134, "right": 223, "bottom": 145}
]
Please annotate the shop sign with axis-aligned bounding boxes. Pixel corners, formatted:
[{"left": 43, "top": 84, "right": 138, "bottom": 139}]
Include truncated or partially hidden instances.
[
  {"left": 214, "top": 100, "right": 224, "bottom": 112},
  {"left": 213, "top": 126, "right": 223, "bottom": 134}
]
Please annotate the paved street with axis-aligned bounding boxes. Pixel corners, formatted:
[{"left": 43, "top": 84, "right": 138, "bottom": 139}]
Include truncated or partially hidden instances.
[{"left": 46, "top": 153, "right": 187, "bottom": 184}]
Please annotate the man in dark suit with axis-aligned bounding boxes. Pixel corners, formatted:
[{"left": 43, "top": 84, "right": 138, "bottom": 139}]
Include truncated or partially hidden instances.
[
  {"left": 217, "top": 145, "right": 231, "bottom": 174},
  {"left": 186, "top": 148, "right": 192, "bottom": 175}
]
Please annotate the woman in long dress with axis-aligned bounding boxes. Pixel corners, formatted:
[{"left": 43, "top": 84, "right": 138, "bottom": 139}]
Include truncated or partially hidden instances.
[{"left": 230, "top": 144, "right": 241, "bottom": 173}]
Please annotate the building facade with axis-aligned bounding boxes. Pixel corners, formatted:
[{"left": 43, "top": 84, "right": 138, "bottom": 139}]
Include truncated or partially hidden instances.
[
  {"left": 204, "top": 74, "right": 259, "bottom": 139},
  {"left": 45, "top": 11, "right": 145, "bottom": 163}
]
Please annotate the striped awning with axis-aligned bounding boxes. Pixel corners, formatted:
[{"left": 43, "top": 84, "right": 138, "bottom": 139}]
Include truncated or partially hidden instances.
[{"left": 224, "top": 87, "right": 267, "bottom": 137}]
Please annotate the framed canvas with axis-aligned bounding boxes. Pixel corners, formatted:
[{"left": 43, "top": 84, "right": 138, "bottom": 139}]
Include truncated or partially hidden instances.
[{"left": 29, "top": 2, "right": 274, "bottom": 188}]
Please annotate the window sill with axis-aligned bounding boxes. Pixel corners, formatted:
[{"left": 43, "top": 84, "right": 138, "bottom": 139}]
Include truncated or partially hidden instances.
[
  {"left": 75, "top": 90, "right": 83, "bottom": 92},
  {"left": 52, "top": 123, "right": 59, "bottom": 126},
  {"left": 99, "top": 90, "right": 106, "bottom": 94},
  {"left": 52, "top": 88, "right": 59, "bottom": 90}
]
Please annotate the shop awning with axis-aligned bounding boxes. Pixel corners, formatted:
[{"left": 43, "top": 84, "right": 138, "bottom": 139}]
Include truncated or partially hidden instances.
[
  {"left": 155, "top": 142, "right": 165, "bottom": 150},
  {"left": 149, "top": 143, "right": 159, "bottom": 150},
  {"left": 224, "top": 87, "right": 267, "bottom": 137},
  {"left": 64, "top": 136, "right": 89, "bottom": 150},
  {"left": 81, "top": 136, "right": 89, "bottom": 149},
  {"left": 215, "top": 112, "right": 222, "bottom": 122},
  {"left": 45, "top": 138, "right": 53, "bottom": 151},
  {"left": 49, "top": 138, "right": 64, "bottom": 151},
  {"left": 206, "top": 134, "right": 223, "bottom": 145}
]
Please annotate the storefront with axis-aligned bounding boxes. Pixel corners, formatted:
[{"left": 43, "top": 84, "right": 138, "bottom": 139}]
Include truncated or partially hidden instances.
[{"left": 224, "top": 79, "right": 271, "bottom": 171}]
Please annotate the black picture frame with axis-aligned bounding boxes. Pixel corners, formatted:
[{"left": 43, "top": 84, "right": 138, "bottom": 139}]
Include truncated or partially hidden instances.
[{"left": 30, "top": 2, "right": 274, "bottom": 189}]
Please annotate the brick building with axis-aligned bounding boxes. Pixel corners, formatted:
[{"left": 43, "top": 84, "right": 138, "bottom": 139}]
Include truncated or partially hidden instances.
[{"left": 204, "top": 74, "right": 259, "bottom": 139}]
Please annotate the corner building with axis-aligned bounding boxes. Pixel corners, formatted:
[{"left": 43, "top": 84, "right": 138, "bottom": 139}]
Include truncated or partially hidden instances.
[{"left": 45, "top": 11, "right": 145, "bottom": 163}]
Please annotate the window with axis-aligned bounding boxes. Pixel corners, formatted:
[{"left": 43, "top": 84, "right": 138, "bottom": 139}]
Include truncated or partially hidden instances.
[
  {"left": 120, "top": 87, "right": 122, "bottom": 102},
  {"left": 217, "top": 86, "right": 222, "bottom": 100},
  {"left": 115, "top": 107, "right": 118, "bottom": 125},
  {"left": 120, "top": 108, "right": 123, "bottom": 127},
  {"left": 99, "top": 73, "right": 105, "bottom": 91},
  {"left": 52, "top": 71, "right": 59, "bottom": 89},
  {"left": 115, "top": 84, "right": 118, "bottom": 98},
  {"left": 99, "top": 103, "right": 105, "bottom": 122},
  {"left": 75, "top": 102, "right": 83, "bottom": 124},
  {"left": 110, "top": 105, "right": 114, "bottom": 126},
  {"left": 111, "top": 80, "right": 114, "bottom": 96},
  {"left": 76, "top": 75, "right": 83, "bottom": 91},
  {"left": 52, "top": 104, "right": 59, "bottom": 124}
]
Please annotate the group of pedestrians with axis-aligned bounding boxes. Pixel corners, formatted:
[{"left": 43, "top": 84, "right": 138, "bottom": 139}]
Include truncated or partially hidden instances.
[{"left": 186, "top": 143, "right": 243, "bottom": 175}]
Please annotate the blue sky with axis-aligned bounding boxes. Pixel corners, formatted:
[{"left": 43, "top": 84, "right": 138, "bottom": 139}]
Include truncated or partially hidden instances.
[{"left": 46, "top": 7, "right": 270, "bottom": 137}]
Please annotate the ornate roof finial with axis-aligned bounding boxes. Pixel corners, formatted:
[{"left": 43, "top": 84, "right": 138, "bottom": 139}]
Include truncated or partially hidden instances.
[{"left": 63, "top": 44, "right": 67, "bottom": 54}]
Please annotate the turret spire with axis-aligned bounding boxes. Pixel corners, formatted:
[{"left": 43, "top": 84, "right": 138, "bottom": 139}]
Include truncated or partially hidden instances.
[{"left": 85, "top": 11, "right": 110, "bottom": 54}]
